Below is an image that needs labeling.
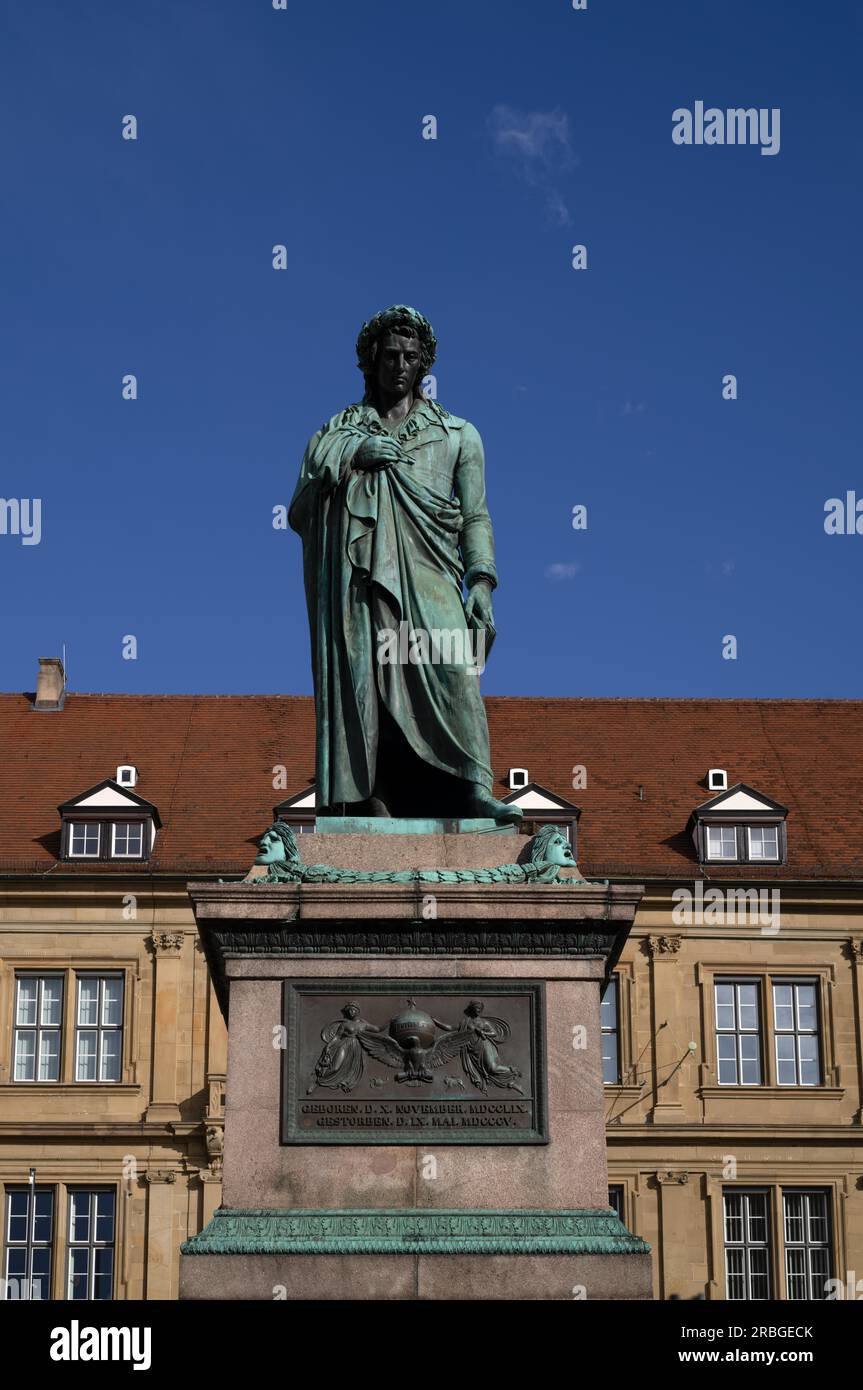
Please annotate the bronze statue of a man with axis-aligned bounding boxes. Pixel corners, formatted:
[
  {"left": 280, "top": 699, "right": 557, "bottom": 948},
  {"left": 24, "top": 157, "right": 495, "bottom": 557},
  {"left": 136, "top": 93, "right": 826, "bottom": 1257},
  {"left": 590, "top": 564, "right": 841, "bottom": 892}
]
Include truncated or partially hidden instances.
[{"left": 289, "top": 305, "right": 520, "bottom": 823}]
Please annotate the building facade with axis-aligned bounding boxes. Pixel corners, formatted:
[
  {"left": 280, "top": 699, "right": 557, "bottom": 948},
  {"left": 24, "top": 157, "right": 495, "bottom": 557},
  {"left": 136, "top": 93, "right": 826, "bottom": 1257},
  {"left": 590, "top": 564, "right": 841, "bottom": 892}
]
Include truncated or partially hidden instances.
[{"left": 2, "top": 660, "right": 862, "bottom": 1299}]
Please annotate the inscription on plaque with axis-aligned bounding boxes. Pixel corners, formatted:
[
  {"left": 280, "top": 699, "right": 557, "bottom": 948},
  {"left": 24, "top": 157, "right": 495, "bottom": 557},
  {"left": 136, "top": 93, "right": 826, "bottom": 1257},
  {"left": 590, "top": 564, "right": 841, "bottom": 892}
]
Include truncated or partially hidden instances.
[{"left": 281, "top": 980, "right": 547, "bottom": 1144}]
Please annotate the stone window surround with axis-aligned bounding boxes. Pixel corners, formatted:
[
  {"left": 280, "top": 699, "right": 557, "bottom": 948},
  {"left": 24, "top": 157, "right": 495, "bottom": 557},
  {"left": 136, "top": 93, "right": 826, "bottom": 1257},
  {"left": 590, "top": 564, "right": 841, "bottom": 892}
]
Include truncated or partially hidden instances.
[
  {"left": 602, "top": 960, "right": 645, "bottom": 1110},
  {"left": 0, "top": 958, "right": 140, "bottom": 1089},
  {"left": 0, "top": 1180, "right": 125, "bottom": 1303},
  {"left": 695, "top": 962, "right": 841, "bottom": 1095},
  {"left": 708, "top": 1180, "right": 838, "bottom": 1302}
]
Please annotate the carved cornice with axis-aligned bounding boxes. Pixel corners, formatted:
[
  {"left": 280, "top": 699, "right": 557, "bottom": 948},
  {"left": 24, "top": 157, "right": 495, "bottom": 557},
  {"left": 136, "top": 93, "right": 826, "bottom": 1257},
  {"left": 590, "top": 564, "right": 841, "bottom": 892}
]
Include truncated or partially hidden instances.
[
  {"left": 145, "top": 1170, "right": 177, "bottom": 1185},
  {"left": 181, "top": 1207, "right": 651, "bottom": 1257},
  {"left": 655, "top": 1170, "right": 690, "bottom": 1186},
  {"left": 843, "top": 939, "right": 863, "bottom": 962}
]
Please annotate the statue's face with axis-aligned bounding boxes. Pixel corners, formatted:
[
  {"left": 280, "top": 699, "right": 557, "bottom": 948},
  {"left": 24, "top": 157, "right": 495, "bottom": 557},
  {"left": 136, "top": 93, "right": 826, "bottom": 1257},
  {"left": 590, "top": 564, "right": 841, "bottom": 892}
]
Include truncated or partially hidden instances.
[
  {"left": 375, "top": 331, "right": 422, "bottom": 399},
  {"left": 255, "top": 829, "right": 286, "bottom": 864},
  {"left": 544, "top": 832, "right": 576, "bottom": 868},
  {"left": 344, "top": 1005, "right": 360, "bottom": 1020}
]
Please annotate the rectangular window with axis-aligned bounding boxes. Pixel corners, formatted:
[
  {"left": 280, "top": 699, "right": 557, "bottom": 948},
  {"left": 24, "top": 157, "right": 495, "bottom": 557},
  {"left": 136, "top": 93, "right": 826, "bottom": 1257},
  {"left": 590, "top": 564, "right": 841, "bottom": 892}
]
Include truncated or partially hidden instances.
[
  {"left": 4, "top": 1188, "right": 54, "bottom": 1301},
  {"left": 748, "top": 825, "right": 779, "bottom": 861},
  {"left": 67, "top": 1190, "right": 115, "bottom": 1300},
  {"left": 68, "top": 823, "right": 100, "bottom": 858},
  {"left": 75, "top": 975, "right": 123, "bottom": 1082},
  {"left": 783, "top": 1191, "right": 831, "bottom": 1300},
  {"left": 601, "top": 975, "right": 620, "bottom": 1084},
  {"left": 715, "top": 980, "right": 762, "bottom": 1085},
  {"left": 773, "top": 981, "right": 820, "bottom": 1086},
  {"left": 706, "top": 825, "right": 738, "bottom": 860},
  {"left": 13, "top": 975, "right": 63, "bottom": 1082},
  {"left": 111, "top": 821, "right": 144, "bottom": 858},
  {"left": 608, "top": 1185, "right": 624, "bottom": 1220},
  {"left": 724, "top": 1190, "right": 771, "bottom": 1300}
]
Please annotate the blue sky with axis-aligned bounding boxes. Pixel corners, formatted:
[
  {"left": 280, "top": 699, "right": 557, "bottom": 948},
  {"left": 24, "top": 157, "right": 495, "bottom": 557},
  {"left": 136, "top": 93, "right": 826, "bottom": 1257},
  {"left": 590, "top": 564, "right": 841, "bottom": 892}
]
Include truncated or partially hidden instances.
[{"left": 1, "top": 0, "right": 861, "bottom": 698}]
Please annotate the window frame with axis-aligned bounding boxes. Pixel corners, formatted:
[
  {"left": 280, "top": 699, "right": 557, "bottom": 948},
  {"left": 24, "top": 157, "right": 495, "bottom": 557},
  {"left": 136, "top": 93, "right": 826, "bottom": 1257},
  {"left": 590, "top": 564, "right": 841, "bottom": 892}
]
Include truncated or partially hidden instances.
[
  {"left": 65, "top": 1188, "right": 116, "bottom": 1302},
  {"left": 747, "top": 824, "right": 780, "bottom": 862},
  {"left": 12, "top": 973, "right": 64, "bottom": 1083},
  {"left": 109, "top": 820, "right": 146, "bottom": 860},
  {"left": 67, "top": 822, "right": 101, "bottom": 859},
  {"left": 601, "top": 974, "right": 620, "bottom": 1084},
  {"left": 772, "top": 979, "right": 821, "bottom": 1087},
  {"left": 74, "top": 974, "right": 125, "bottom": 1084},
  {"left": 3, "top": 1186, "right": 55, "bottom": 1301},
  {"left": 723, "top": 1187, "right": 773, "bottom": 1300},
  {"left": 61, "top": 814, "right": 151, "bottom": 863},
  {"left": 697, "top": 819, "right": 787, "bottom": 865},
  {"left": 714, "top": 978, "right": 763, "bottom": 1087},
  {"left": 698, "top": 965, "right": 834, "bottom": 1094},
  {"left": 782, "top": 1189, "right": 832, "bottom": 1301}
]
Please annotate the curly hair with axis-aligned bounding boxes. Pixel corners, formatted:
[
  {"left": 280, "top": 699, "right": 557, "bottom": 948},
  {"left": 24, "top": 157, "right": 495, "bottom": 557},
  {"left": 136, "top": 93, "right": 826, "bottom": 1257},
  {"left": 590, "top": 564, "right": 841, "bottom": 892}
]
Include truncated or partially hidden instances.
[
  {"left": 265, "top": 820, "right": 300, "bottom": 863},
  {"left": 530, "top": 824, "right": 566, "bottom": 863},
  {"left": 355, "top": 305, "right": 437, "bottom": 394}
]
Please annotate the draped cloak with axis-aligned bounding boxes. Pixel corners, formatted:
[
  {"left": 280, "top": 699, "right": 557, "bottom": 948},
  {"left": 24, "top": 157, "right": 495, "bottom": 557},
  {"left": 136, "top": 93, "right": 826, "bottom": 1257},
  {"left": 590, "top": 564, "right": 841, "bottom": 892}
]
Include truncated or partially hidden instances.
[{"left": 288, "top": 398, "right": 498, "bottom": 808}]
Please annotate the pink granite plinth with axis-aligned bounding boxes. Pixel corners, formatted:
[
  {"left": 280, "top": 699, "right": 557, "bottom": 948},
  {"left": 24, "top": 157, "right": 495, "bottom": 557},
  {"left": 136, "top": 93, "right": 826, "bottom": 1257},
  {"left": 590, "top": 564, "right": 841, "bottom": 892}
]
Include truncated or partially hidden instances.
[
  {"left": 183, "top": 831, "right": 649, "bottom": 1300},
  {"left": 179, "top": 1251, "right": 652, "bottom": 1301}
]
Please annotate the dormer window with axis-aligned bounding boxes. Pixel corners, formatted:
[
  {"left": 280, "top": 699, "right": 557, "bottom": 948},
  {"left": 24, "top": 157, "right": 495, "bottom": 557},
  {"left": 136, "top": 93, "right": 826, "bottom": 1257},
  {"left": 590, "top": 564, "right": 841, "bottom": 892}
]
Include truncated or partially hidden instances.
[
  {"left": 274, "top": 784, "right": 317, "bottom": 833},
  {"left": 58, "top": 779, "right": 160, "bottom": 863},
  {"left": 500, "top": 782, "right": 581, "bottom": 847},
  {"left": 690, "top": 783, "right": 788, "bottom": 866}
]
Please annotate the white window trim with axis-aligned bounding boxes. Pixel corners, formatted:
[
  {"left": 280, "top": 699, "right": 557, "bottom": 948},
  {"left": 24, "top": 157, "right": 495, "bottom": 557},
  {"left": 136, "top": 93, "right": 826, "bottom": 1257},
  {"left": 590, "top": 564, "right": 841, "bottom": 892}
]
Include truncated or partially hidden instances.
[
  {"left": 68, "top": 822, "right": 101, "bottom": 859},
  {"left": 110, "top": 821, "right": 145, "bottom": 859},
  {"left": 74, "top": 974, "right": 124, "bottom": 1084},
  {"left": 706, "top": 825, "right": 738, "bottom": 861},
  {"left": 747, "top": 824, "right": 780, "bottom": 862}
]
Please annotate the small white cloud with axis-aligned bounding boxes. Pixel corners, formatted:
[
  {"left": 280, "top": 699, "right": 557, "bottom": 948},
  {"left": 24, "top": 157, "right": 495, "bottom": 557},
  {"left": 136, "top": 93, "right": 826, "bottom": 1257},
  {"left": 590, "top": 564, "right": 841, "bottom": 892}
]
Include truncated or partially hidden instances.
[
  {"left": 545, "top": 562, "right": 580, "bottom": 582},
  {"left": 488, "top": 105, "right": 577, "bottom": 225}
]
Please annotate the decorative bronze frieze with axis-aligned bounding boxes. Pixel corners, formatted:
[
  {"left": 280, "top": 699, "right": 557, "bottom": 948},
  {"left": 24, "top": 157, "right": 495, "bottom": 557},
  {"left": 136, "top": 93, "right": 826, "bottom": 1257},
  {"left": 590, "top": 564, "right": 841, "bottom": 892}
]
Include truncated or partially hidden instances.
[{"left": 281, "top": 980, "right": 547, "bottom": 1145}]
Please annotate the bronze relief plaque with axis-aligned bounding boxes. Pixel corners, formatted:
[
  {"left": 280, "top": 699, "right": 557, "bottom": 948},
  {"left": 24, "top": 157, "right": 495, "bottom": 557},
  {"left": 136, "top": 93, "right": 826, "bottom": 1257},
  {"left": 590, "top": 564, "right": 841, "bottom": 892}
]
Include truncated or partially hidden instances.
[{"left": 281, "top": 980, "right": 547, "bottom": 1144}]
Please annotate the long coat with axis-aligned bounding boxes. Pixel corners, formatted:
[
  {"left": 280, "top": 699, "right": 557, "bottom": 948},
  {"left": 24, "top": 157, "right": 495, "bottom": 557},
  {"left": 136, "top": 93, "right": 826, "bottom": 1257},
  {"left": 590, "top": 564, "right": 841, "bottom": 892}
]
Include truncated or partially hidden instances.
[{"left": 289, "top": 396, "right": 498, "bottom": 807}]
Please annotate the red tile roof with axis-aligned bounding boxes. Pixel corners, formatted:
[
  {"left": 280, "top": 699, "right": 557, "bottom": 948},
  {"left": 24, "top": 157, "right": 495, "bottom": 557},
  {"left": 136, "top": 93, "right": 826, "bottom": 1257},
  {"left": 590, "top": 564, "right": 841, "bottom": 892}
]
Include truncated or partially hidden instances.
[{"left": 2, "top": 693, "right": 863, "bottom": 880}]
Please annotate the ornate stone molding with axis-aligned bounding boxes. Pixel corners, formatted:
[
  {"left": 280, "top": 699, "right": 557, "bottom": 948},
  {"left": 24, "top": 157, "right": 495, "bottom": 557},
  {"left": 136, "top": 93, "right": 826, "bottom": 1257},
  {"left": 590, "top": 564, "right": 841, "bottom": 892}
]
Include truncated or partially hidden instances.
[
  {"left": 646, "top": 935, "right": 683, "bottom": 958},
  {"left": 149, "top": 930, "right": 184, "bottom": 956},
  {"left": 145, "top": 1170, "right": 177, "bottom": 1185},
  {"left": 843, "top": 939, "right": 863, "bottom": 962},
  {"left": 655, "top": 1170, "right": 689, "bottom": 1186},
  {"left": 213, "top": 925, "right": 618, "bottom": 957},
  {"left": 181, "top": 1207, "right": 650, "bottom": 1257}
]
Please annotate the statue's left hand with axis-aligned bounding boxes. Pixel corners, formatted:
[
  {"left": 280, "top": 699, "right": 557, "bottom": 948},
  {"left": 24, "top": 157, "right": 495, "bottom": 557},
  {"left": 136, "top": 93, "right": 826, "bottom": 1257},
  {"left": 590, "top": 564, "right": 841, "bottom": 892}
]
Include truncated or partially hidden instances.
[{"left": 465, "top": 580, "right": 494, "bottom": 630}]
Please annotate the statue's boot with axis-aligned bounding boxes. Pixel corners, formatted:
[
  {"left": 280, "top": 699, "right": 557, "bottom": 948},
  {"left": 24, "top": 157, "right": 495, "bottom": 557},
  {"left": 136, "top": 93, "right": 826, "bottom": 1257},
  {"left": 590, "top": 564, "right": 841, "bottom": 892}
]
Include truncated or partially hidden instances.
[{"left": 463, "top": 785, "right": 523, "bottom": 825}]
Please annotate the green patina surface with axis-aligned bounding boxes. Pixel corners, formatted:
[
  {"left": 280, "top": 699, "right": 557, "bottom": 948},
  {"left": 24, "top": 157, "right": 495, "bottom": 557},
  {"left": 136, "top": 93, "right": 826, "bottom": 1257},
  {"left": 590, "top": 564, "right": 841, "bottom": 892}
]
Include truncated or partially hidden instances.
[
  {"left": 251, "top": 821, "right": 597, "bottom": 887},
  {"left": 315, "top": 816, "right": 512, "bottom": 835},
  {"left": 181, "top": 1207, "right": 650, "bottom": 1257}
]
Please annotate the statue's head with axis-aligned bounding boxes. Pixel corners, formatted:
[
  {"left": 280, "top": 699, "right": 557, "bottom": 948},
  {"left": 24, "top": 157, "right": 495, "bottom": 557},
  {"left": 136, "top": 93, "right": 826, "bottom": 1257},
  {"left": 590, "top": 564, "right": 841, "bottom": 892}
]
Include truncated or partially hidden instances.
[
  {"left": 341, "top": 1002, "right": 361, "bottom": 1020},
  {"left": 530, "top": 824, "right": 576, "bottom": 869},
  {"left": 356, "top": 305, "right": 437, "bottom": 403},
  {"left": 465, "top": 1000, "right": 485, "bottom": 1018},
  {"left": 255, "top": 820, "right": 300, "bottom": 866}
]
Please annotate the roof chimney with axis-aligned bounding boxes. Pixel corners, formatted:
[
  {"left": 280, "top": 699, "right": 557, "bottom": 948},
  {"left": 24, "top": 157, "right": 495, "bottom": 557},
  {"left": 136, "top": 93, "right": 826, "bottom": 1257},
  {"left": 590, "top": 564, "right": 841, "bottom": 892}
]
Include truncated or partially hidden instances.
[{"left": 34, "top": 656, "right": 65, "bottom": 711}]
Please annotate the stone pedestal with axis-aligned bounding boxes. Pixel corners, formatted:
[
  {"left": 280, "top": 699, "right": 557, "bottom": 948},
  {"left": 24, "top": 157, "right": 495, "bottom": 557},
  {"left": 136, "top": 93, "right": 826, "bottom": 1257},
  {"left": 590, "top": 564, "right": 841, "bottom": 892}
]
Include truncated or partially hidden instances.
[{"left": 180, "top": 829, "right": 651, "bottom": 1300}]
